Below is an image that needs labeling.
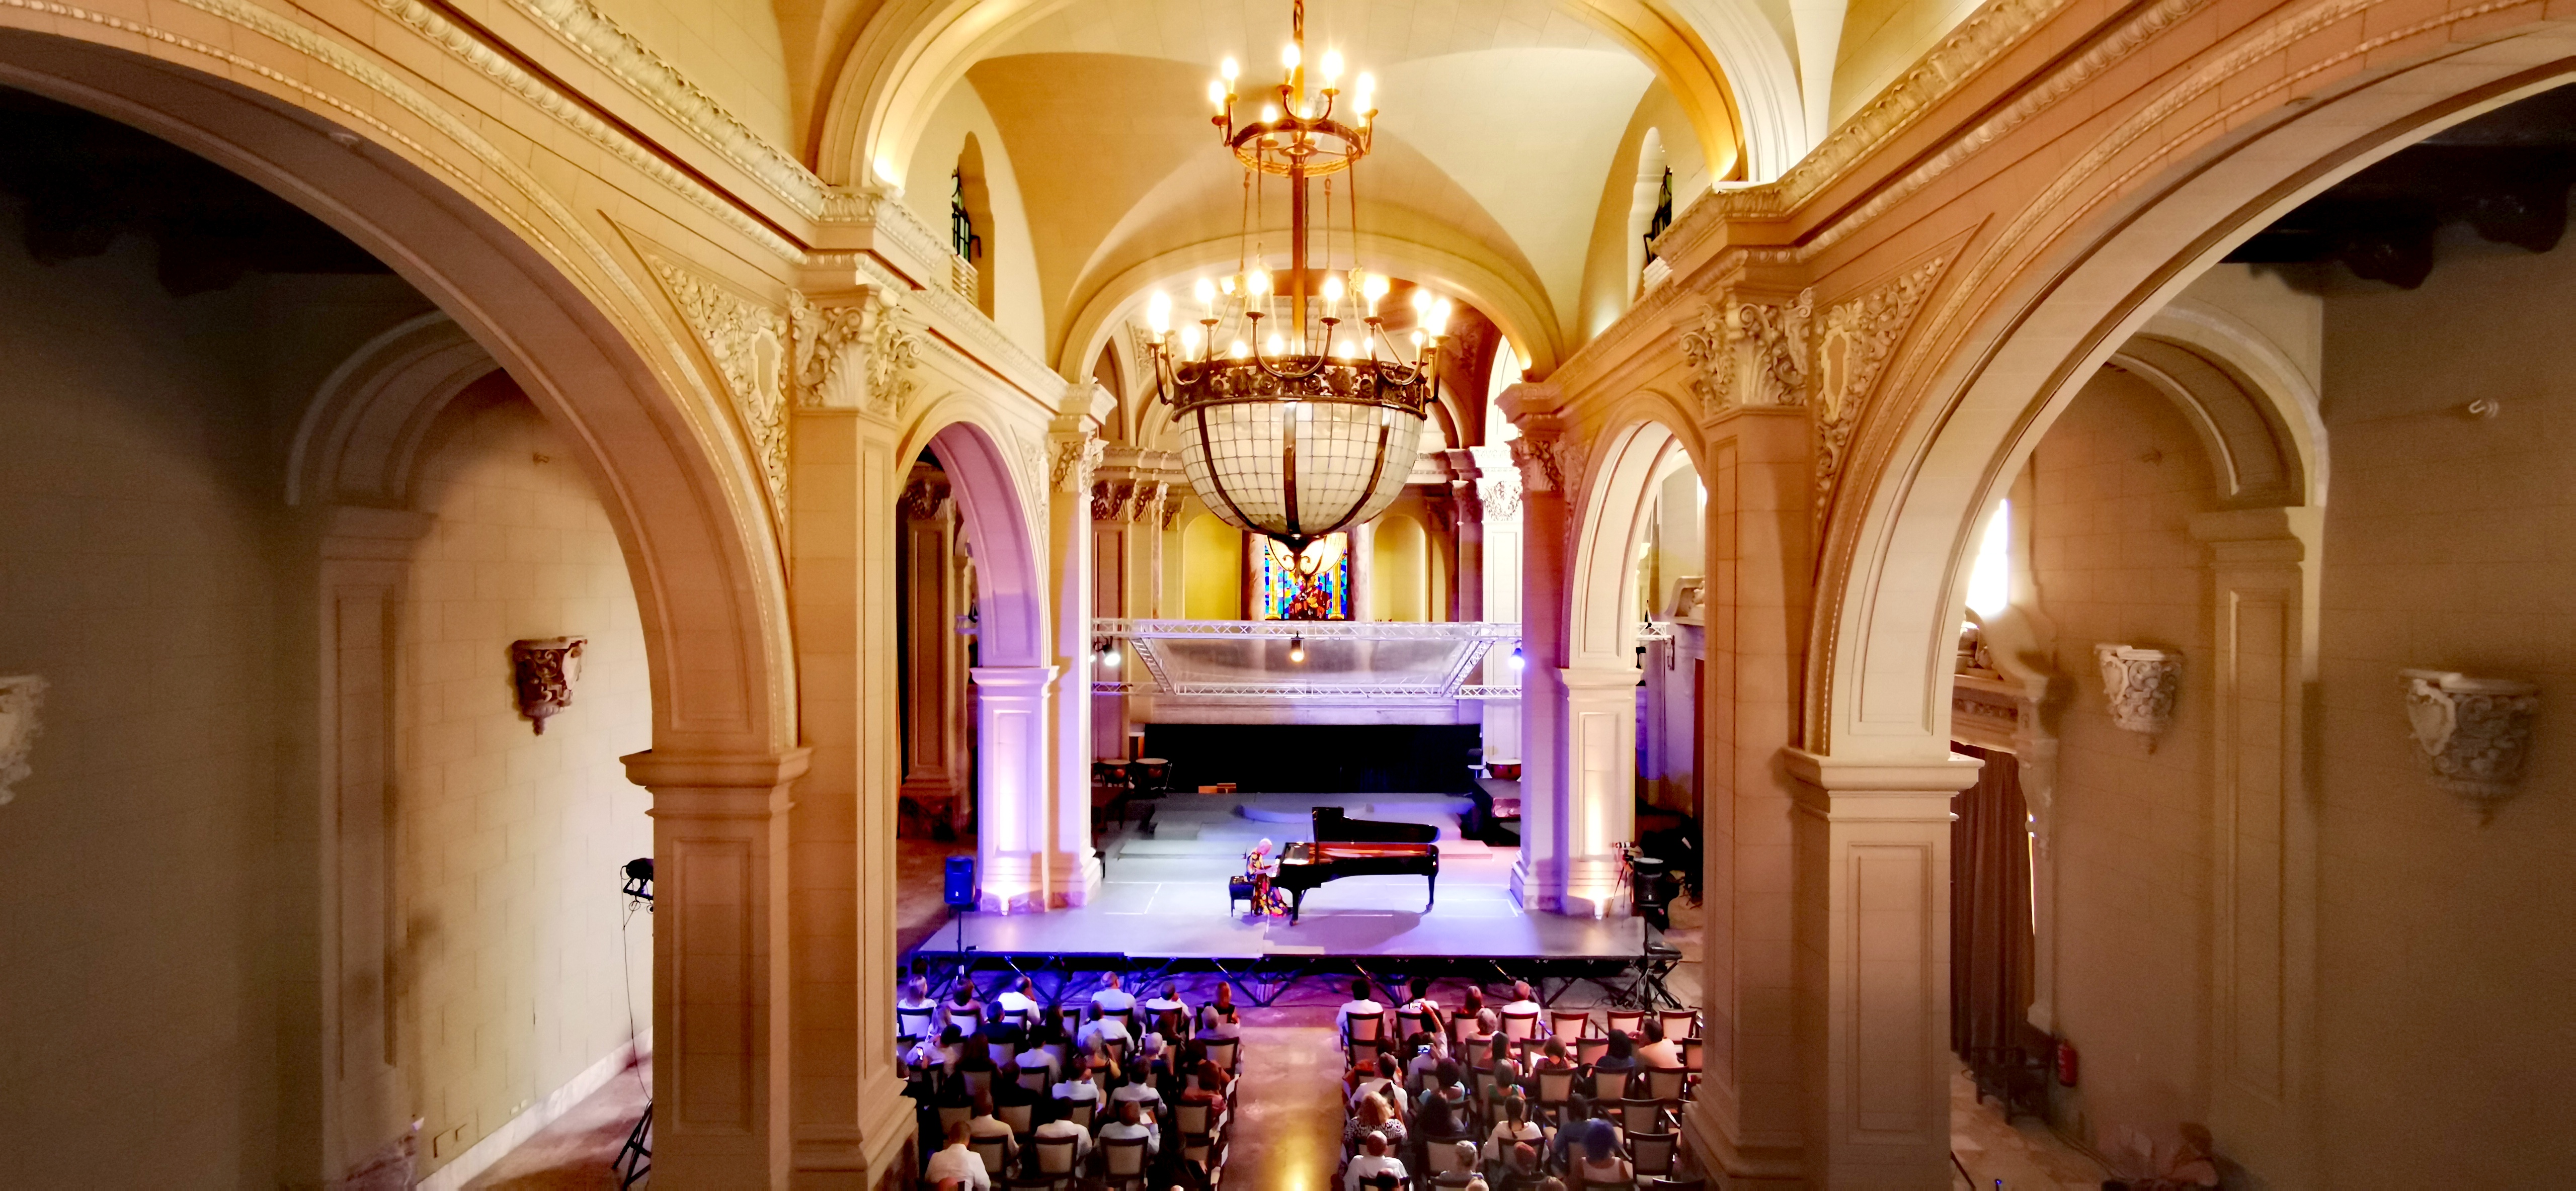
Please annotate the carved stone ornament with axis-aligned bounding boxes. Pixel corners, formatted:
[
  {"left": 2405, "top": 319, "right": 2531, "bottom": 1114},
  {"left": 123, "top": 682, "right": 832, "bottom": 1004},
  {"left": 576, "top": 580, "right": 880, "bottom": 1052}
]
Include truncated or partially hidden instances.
[
  {"left": 1812, "top": 259, "right": 1945, "bottom": 529},
  {"left": 1053, "top": 434, "right": 1105, "bottom": 493},
  {"left": 901, "top": 477, "right": 949, "bottom": 520},
  {"left": 1091, "top": 479, "right": 1131, "bottom": 522},
  {"left": 2095, "top": 644, "right": 2181, "bottom": 742},
  {"left": 1507, "top": 435, "right": 1584, "bottom": 495},
  {"left": 0, "top": 674, "right": 48, "bottom": 805},
  {"left": 1131, "top": 481, "right": 1169, "bottom": 525},
  {"left": 1680, "top": 289, "right": 1812, "bottom": 416},
  {"left": 510, "top": 637, "right": 586, "bottom": 735},
  {"left": 648, "top": 257, "right": 789, "bottom": 517},
  {"left": 788, "top": 290, "right": 920, "bottom": 416},
  {"left": 2400, "top": 669, "right": 2540, "bottom": 821}
]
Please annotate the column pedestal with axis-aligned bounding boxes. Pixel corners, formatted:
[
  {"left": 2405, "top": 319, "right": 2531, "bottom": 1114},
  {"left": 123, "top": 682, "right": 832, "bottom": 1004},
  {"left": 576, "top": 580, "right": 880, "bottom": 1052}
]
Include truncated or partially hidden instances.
[{"left": 1783, "top": 749, "right": 1981, "bottom": 1189}]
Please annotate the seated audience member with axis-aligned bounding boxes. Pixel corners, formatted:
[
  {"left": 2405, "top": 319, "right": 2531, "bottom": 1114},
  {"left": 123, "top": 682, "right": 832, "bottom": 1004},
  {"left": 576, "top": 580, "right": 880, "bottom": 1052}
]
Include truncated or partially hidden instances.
[
  {"left": 1200, "top": 983, "right": 1243, "bottom": 1038},
  {"left": 1343, "top": 1130, "right": 1408, "bottom": 1191},
  {"left": 1500, "top": 981, "right": 1543, "bottom": 1025},
  {"left": 1488, "top": 1141, "right": 1545, "bottom": 1191},
  {"left": 1338, "top": 977, "right": 1387, "bottom": 1048},
  {"left": 1483, "top": 1097, "right": 1545, "bottom": 1165},
  {"left": 1091, "top": 971, "right": 1138, "bottom": 1016},
  {"left": 1461, "top": 1008, "right": 1500, "bottom": 1053},
  {"left": 1484, "top": 1034, "right": 1528, "bottom": 1096},
  {"left": 1549, "top": 1118, "right": 1621, "bottom": 1174},
  {"left": 1457, "top": 986, "right": 1486, "bottom": 1023},
  {"left": 1347, "top": 1057, "right": 1409, "bottom": 1117},
  {"left": 899, "top": 975, "right": 939, "bottom": 1026},
  {"left": 1032, "top": 1105, "right": 1094, "bottom": 1165},
  {"left": 925, "top": 1123, "right": 991, "bottom": 1191},
  {"left": 1570, "top": 1116, "right": 1633, "bottom": 1186},
  {"left": 1181, "top": 1058, "right": 1231, "bottom": 1116},
  {"left": 942, "top": 981, "right": 986, "bottom": 1035},
  {"left": 1533, "top": 1038, "right": 1576, "bottom": 1077},
  {"left": 1141, "top": 980, "right": 1190, "bottom": 1023},
  {"left": 903, "top": 1027, "right": 950, "bottom": 1075},
  {"left": 957, "top": 1036, "right": 1001, "bottom": 1079},
  {"left": 1013, "top": 1034, "right": 1061, "bottom": 1086},
  {"left": 1419, "top": 1060, "right": 1473, "bottom": 1132},
  {"left": 1450, "top": 1141, "right": 1482, "bottom": 1178},
  {"left": 1586, "top": 1031, "right": 1638, "bottom": 1104},
  {"left": 1403, "top": 1034, "right": 1445, "bottom": 1091},
  {"left": 1634, "top": 1020, "right": 1682, "bottom": 1069},
  {"left": 1077, "top": 1004, "right": 1133, "bottom": 1053},
  {"left": 1343, "top": 1090, "right": 1403, "bottom": 1151},
  {"left": 965, "top": 1092, "right": 1019, "bottom": 1168},
  {"left": 1098, "top": 1098, "right": 1160, "bottom": 1157},
  {"left": 993, "top": 976, "right": 1040, "bottom": 1025},
  {"left": 1110, "top": 1066, "right": 1166, "bottom": 1115}
]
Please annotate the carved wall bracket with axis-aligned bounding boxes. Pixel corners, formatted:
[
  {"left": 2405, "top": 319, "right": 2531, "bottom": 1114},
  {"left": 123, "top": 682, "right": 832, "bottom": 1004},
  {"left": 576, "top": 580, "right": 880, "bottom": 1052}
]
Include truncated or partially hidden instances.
[
  {"left": 2096, "top": 644, "right": 2181, "bottom": 745},
  {"left": 510, "top": 637, "right": 586, "bottom": 734},
  {"left": 0, "top": 674, "right": 47, "bottom": 805},
  {"left": 2401, "top": 669, "right": 2540, "bottom": 822}
]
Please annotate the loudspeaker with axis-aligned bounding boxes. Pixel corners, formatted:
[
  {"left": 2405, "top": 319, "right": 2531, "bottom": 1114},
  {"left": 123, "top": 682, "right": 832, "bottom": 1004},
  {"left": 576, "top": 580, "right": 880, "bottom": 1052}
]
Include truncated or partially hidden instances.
[{"left": 943, "top": 856, "right": 978, "bottom": 909}]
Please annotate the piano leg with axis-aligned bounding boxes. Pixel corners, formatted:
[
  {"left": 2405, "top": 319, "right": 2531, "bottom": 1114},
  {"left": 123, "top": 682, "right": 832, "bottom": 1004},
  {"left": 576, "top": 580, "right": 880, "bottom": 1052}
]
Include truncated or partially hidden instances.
[
  {"left": 1426, "top": 872, "right": 1437, "bottom": 911},
  {"left": 1289, "top": 887, "right": 1306, "bottom": 925}
]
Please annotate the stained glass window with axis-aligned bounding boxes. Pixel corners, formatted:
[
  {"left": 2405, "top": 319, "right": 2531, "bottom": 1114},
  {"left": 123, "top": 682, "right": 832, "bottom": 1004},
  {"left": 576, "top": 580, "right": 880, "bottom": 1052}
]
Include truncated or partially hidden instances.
[{"left": 1256, "top": 535, "right": 1350, "bottom": 621}]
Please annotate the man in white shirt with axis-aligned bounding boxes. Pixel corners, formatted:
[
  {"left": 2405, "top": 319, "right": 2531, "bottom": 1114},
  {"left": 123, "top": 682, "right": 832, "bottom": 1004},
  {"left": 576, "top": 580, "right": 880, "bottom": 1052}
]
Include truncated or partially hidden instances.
[
  {"left": 965, "top": 1093, "right": 1018, "bottom": 1170},
  {"left": 1343, "top": 1130, "right": 1407, "bottom": 1191},
  {"left": 1075, "top": 1005, "right": 1132, "bottom": 1053},
  {"left": 924, "top": 1123, "right": 992, "bottom": 1191},
  {"left": 1051, "top": 1071, "right": 1101, "bottom": 1111},
  {"left": 1140, "top": 980, "right": 1189, "bottom": 1023},
  {"left": 993, "top": 976, "right": 1040, "bottom": 1025},
  {"left": 1097, "top": 1099, "right": 1160, "bottom": 1158},
  {"left": 1090, "top": 971, "right": 1138, "bottom": 1016},
  {"left": 1500, "top": 980, "right": 1543, "bottom": 1037},
  {"left": 1031, "top": 1112, "right": 1093, "bottom": 1168},
  {"left": 1337, "top": 977, "right": 1385, "bottom": 1047},
  {"left": 1013, "top": 1039, "right": 1060, "bottom": 1086},
  {"left": 1110, "top": 1074, "right": 1165, "bottom": 1116}
]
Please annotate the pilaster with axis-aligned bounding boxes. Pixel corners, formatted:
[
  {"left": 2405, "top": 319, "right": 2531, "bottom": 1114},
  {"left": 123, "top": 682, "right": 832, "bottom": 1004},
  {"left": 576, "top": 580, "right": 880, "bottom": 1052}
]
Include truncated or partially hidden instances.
[
  {"left": 1780, "top": 749, "right": 1981, "bottom": 1190},
  {"left": 1037, "top": 404, "right": 1106, "bottom": 907},
  {"left": 972, "top": 664, "right": 1062, "bottom": 912},
  {"left": 1501, "top": 390, "right": 1569, "bottom": 911},
  {"left": 898, "top": 470, "right": 968, "bottom": 830},
  {"left": 622, "top": 747, "right": 812, "bottom": 1188}
]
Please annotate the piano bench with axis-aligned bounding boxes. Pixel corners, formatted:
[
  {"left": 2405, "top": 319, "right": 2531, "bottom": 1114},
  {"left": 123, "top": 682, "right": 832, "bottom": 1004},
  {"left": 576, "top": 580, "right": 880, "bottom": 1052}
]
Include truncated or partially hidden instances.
[{"left": 1229, "top": 877, "right": 1256, "bottom": 914}]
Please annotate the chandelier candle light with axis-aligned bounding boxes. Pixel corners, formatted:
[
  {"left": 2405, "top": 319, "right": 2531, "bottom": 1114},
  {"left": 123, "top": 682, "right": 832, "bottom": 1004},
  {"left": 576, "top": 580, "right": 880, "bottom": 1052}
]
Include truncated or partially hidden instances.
[{"left": 1143, "top": 0, "right": 1450, "bottom": 616}]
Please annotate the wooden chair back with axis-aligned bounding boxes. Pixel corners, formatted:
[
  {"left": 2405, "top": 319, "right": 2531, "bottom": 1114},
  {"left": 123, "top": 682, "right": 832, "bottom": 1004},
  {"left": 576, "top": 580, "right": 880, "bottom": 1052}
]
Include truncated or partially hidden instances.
[
  {"left": 937, "top": 1103, "right": 975, "bottom": 1134},
  {"left": 1657, "top": 1009, "right": 1700, "bottom": 1040},
  {"left": 1206, "top": 1037, "right": 1239, "bottom": 1071},
  {"left": 970, "top": 1134, "right": 1011, "bottom": 1176},
  {"left": 1642, "top": 1066, "right": 1687, "bottom": 1103},
  {"left": 1604, "top": 1009, "right": 1645, "bottom": 1038},
  {"left": 1499, "top": 1008, "right": 1540, "bottom": 1041},
  {"left": 1033, "top": 1134, "right": 1079, "bottom": 1175},
  {"left": 1101, "top": 1134, "right": 1150, "bottom": 1177},
  {"left": 1347, "top": 1010, "right": 1384, "bottom": 1043},
  {"left": 898, "top": 1007, "right": 937, "bottom": 1040},
  {"left": 1679, "top": 1037, "right": 1703, "bottom": 1073},
  {"left": 998, "top": 1101, "right": 1034, "bottom": 1136},
  {"left": 963, "top": 1069, "right": 994, "bottom": 1099},
  {"left": 1056, "top": 1098, "right": 1094, "bottom": 1129},
  {"left": 1575, "top": 1037, "right": 1610, "bottom": 1066},
  {"left": 1630, "top": 1129, "right": 1678, "bottom": 1176},
  {"left": 1548, "top": 1009, "right": 1592, "bottom": 1040},
  {"left": 1535, "top": 1068, "right": 1575, "bottom": 1111}
]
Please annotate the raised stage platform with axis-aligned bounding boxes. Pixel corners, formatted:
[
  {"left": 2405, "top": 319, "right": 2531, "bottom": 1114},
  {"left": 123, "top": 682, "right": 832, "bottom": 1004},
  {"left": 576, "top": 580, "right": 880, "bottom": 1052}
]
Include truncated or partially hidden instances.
[{"left": 923, "top": 791, "right": 1644, "bottom": 963}]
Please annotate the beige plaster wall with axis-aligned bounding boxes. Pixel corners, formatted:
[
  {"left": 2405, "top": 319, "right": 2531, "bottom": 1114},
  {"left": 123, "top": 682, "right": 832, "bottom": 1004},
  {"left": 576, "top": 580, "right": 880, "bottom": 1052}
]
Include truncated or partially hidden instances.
[
  {"left": 2024, "top": 366, "right": 2220, "bottom": 1148},
  {"left": 2308, "top": 238, "right": 2576, "bottom": 1185},
  {"left": 0, "top": 230, "right": 295, "bottom": 1188},
  {"left": 1831, "top": 0, "right": 1984, "bottom": 125},
  {"left": 587, "top": 0, "right": 796, "bottom": 150},
  {"left": 1576, "top": 82, "right": 1709, "bottom": 344},
  {"left": 905, "top": 79, "right": 1050, "bottom": 356},
  {"left": 393, "top": 391, "right": 654, "bottom": 1174}
]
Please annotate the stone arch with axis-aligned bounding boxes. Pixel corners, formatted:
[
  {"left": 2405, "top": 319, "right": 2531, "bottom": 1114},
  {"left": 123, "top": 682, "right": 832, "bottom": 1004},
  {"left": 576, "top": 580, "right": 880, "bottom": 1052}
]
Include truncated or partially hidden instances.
[
  {"left": 0, "top": 29, "right": 791, "bottom": 761},
  {"left": 820, "top": 0, "right": 1795, "bottom": 195},
  {"left": 906, "top": 413, "right": 1049, "bottom": 670},
  {"left": 1820, "top": 29, "right": 2576, "bottom": 765},
  {"left": 288, "top": 312, "right": 500, "bottom": 509}
]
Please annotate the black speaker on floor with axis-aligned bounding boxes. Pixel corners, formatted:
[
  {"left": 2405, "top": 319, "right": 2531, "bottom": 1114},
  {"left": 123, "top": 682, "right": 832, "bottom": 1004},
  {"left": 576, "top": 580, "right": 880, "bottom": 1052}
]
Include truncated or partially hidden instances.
[{"left": 943, "top": 857, "right": 978, "bottom": 909}]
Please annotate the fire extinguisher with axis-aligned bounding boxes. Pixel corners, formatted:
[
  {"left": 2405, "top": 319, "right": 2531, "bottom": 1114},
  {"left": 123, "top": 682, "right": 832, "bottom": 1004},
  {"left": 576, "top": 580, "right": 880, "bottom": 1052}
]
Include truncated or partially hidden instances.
[{"left": 2054, "top": 1038, "right": 2080, "bottom": 1087}]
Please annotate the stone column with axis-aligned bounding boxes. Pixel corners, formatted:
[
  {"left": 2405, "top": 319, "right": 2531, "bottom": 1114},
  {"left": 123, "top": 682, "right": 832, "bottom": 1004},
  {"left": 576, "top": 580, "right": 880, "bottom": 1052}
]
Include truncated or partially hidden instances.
[
  {"left": 1782, "top": 750, "right": 1981, "bottom": 1189},
  {"left": 1558, "top": 666, "right": 1642, "bottom": 916},
  {"left": 973, "top": 663, "right": 1059, "bottom": 913},
  {"left": 1684, "top": 405, "right": 1812, "bottom": 1185},
  {"left": 622, "top": 747, "right": 811, "bottom": 1187},
  {"left": 1036, "top": 408, "right": 1104, "bottom": 907},
  {"left": 780, "top": 282, "right": 917, "bottom": 1184},
  {"left": 1501, "top": 392, "right": 1569, "bottom": 912},
  {"left": 899, "top": 471, "right": 968, "bottom": 831},
  {"left": 2190, "top": 506, "right": 2320, "bottom": 1186},
  {"left": 1474, "top": 443, "right": 1525, "bottom": 764}
]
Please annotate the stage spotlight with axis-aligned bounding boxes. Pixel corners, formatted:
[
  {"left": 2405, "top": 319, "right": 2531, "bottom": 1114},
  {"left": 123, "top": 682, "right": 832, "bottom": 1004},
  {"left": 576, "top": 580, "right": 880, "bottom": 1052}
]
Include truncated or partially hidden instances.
[{"left": 621, "top": 857, "right": 654, "bottom": 904}]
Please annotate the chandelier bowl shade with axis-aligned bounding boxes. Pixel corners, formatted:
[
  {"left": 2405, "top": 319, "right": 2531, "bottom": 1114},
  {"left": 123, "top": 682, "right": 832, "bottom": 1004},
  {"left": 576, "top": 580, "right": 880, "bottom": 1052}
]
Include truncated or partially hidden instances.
[{"left": 1169, "top": 356, "right": 1428, "bottom": 546}]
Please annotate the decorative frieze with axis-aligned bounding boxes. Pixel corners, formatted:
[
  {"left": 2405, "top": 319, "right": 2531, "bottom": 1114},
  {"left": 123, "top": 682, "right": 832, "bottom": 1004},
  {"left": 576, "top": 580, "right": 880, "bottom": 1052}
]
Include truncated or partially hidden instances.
[
  {"left": 646, "top": 257, "right": 789, "bottom": 516},
  {"left": 510, "top": 637, "right": 586, "bottom": 735},
  {"left": 1679, "top": 290, "right": 1812, "bottom": 416},
  {"left": 2400, "top": 669, "right": 2540, "bottom": 821},
  {"left": 2095, "top": 644, "right": 2181, "bottom": 743},
  {"left": 0, "top": 674, "right": 47, "bottom": 805},
  {"left": 1811, "top": 259, "right": 1945, "bottom": 528}
]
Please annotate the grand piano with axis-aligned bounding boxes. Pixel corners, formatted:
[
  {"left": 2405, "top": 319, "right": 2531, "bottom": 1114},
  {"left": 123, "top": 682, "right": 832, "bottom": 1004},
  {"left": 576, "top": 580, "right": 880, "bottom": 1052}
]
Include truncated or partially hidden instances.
[{"left": 1271, "top": 807, "right": 1440, "bottom": 925}]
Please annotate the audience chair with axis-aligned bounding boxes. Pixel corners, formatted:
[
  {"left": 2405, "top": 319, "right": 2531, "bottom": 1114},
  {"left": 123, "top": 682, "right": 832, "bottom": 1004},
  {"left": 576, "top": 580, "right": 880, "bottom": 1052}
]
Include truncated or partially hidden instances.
[
  {"left": 898, "top": 1007, "right": 937, "bottom": 1041},
  {"left": 992, "top": 1041, "right": 1018, "bottom": 1068},
  {"left": 1534, "top": 1068, "right": 1576, "bottom": 1121},
  {"left": 1175, "top": 1099, "right": 1224, "bottom": 1139},
  {"left": 1396, "top": 1005, "right": 1431, "bottom": 1039},
  {"left": 1679, "top": 1037, "right": 1703, "bottom": 1075},
  {"left": 963, "top": 1070, "right": 994, "bottom": 1100},
  {"left": 1431, "top": 1173, "right": 1477, "bottom": 1191},
  {"left": 1656, "top": 1009, "right": 1700, "bottom": 1040},
  {"left": 1629, "top": 1130, "right": 1678, "bottom": 1177},
  {"left": 1018, "top": 1068, "right": 1051, "bottom": 1095},
  {"left": 1470, "top": 1063, "right": 1499, "bottom": 1100},
  {"left": 998, "top": 1101, "right": 1034, "bottom": 1138},
  {"left": 1644, "top": 1176, "right": 1706, "bottom": 1191},
  {"left": 1499, "top": 1008, "right": 1541, "bottom": 1041},
  {"left": 1423, "top": 1142, "right": 1475, "bottom": 1177},
  {"left": 1548, "top": 1009, "right": 1592, "bottom": 1041},
  {"left": 1604, "top": 1009, "right": 1645, "bottom": 1038},
  {"left": 1099, "top": 1134, "right": 1151, "bottom": 1191},
  {"left": 1205, "top": 1037, "right": 1240, "bottom": 1073},
  {"left": 1056, "top": 1098, "right": 1095, "bottom": 1130},
  {"left": 1641, "top": 1067, "right": 1688, "bottom": 1105},
  {"left": 1105, "top": 1006, "right": 1136, "bottom": 1031},
  {"left": 970, "top": 1134, "right": 1012, "bottom": 1177},
  {"left": 1575, "top": 1037, "right": 1611, "bottom": 1067},
  {"left": 1617, "top": 1098, "right": 1670, "bottom": 1133},
  {"left": 1579, "top": 1174, "right": 1637, "bottom": 1191},
  {"left": 1032, "top": 1135, "right": 1080, "bottom": 1185},
  {"left": 1585, "top": 1067, "right": 1631, "bottom": 1102},
  {"left": 937, "top": 1103, "right": 975, "bottom": 1135}
]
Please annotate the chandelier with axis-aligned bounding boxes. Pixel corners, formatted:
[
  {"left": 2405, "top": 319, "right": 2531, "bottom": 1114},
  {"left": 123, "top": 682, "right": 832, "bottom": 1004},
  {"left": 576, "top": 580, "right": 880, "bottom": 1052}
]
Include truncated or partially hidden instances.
[{"left": 1142, "top": 0, "right": 1453, "bottom": 561}]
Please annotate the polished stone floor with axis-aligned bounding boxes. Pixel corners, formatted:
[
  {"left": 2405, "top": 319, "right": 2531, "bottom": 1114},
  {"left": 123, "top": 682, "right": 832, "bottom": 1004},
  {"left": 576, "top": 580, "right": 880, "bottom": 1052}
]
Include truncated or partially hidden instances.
[
  {"left": 1947, "top": 1066, "right": 2107, "bottom": 1190},
  {"left": 458, "top": 1058, "right": 650, "bottom": 1189}
]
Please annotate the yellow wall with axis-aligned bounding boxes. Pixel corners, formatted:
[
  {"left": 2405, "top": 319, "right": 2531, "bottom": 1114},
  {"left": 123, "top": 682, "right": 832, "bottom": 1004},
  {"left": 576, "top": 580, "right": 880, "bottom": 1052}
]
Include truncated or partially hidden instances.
[
  {"left": 1181, "top": 512, "right": 1243, "bottom": 620},
  {"left": 1372, "top": 513, "right": 1432, "bottom": 622}
]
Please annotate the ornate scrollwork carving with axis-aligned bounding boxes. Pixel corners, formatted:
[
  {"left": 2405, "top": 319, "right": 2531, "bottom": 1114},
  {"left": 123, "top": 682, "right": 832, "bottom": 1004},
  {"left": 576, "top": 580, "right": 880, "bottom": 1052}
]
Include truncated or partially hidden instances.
[
  {"left": 901, "top": 478, "right": 950, "bottom": 520},
  {"left": 1053, "top": 433, "right": 1105, "bottom": 493},
  {"left": 648, "top": 257, "right": 789, "bottom": 516},
  {"left": 2095, "top": 644, "right": 2181, "bottom": 743},
  {"left": 1680, "top": 290, "right": 1814, "bottom": 416},
  {"left": 510, "top": 637, "right": 586, "bottom": 735},
  {"left": 1091, "top": 480, "right": 1132, "bottom": 523},
  {"left": 2401, "top": 669, "right": 2540, "bottom": 822},
  {"left": 789, "top": 290, "right": 919, "bottom": 416},
  {"left": 1812, "top": 259, "right": 1945, "bottom": 528},
  {"left": 0, "top": 674, "right": 48, "bottom": 806}
]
